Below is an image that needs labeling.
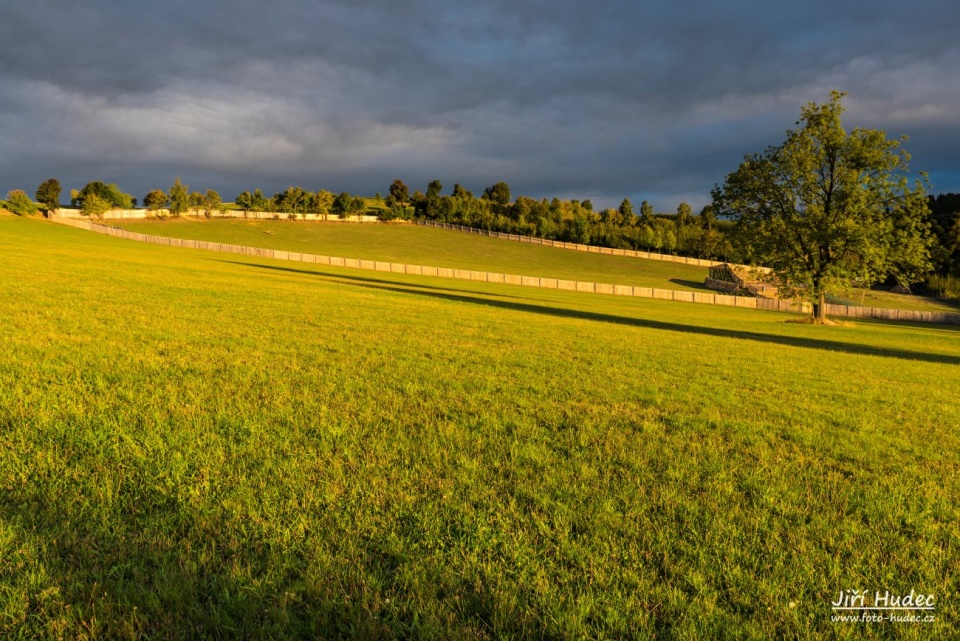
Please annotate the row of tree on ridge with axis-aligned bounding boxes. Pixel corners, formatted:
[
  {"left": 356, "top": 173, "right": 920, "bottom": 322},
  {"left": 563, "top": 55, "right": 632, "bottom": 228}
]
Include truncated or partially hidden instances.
[{"left": 5, "top": 161, "right": 960, "bottom": 305}]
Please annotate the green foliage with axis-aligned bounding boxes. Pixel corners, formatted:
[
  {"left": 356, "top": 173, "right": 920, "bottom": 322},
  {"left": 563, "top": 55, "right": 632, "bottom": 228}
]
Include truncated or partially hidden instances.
[
  {"left": 569, "top": 214, "right": 590, "bottom": 244},
  {"left": 77, "top": 181, "right": 133, "bottom": 211},
  {"left": 332, "top": 191, "right": 365, "bottom": 219},
  {"left": 388, "top": 179, "right": 409, "bottom": 205},
  {"left": 188, "top": 192, "right": 205, "bottom": 210},
  {"left": 204, "top": 189, "right": 223, "bottom": 217},
  {"left": 251, "top": 189, "right": 269, "bottom": 212},
  {"left": 483, "top": 181, "right": 511, "bottom": 205},
  {"left": 452, "top": 183, "right": 470, "bottom": 199},
  {"left": 713, "top": 92, "right": 933, "bottom": 319},
  {"left": 639, "top": 200, "right": 655, "bottom": 226},
  {"left": 924, "top": 273, "right": 960, "bottom": 300},
  {"left": 80, "top": 193, "right": 111, "bottom": 218},
  {"left": 5, "top": 190, "right": 39, "bottom": 216},
  {"left": 168, "top": 178, "right": 189, "bottom": 217},
  {"left": 35, "top": 178, "right": 62, "bottom": 213},
  {"left": 698, "top": 204, "right": 716, "bottom": 230},
  {"left": 426, "top": 179, "right": 443, "bottom": 200},
  {"left": 143, "top": 189, "right": 169, "bottom": 213},
  {"left": 235, "top": 190, "right": 253, "bottom": 213}
]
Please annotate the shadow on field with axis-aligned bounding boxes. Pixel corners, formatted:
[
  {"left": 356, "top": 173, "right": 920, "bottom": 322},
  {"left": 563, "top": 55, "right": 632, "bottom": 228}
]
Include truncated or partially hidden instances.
[
  {"left": 209, "top": 259, "right": 562, "bottom": 304},
  {"left": 233, "top": 261, "right": 960, "bottom": 365},
  {"left": 668, "top": 278, "right": 710, "bottom": 291}
]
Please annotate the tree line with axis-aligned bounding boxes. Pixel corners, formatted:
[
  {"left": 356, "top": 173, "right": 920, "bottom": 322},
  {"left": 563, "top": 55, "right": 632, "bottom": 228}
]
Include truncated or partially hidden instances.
[
  {"left": 6, "top": 174, "right": 960, "bottom": 292},
  {"left": 379, "top": 178, "right": 735, "bottom": 260},
  {"left": 5, "top": 93, "right": 960, "bottom": 317},
  {"left": 3, "top": 178, "right": 380, "bottom": 220}
]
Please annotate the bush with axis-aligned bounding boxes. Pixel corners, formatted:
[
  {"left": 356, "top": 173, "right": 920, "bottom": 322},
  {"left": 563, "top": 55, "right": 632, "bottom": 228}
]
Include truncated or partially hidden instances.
[
  {"left": 81, "top": 193, "right": 111, "bottom": 218},
  {"left": 6, "top": 190, "right": 38, "bottom": 216},
  {"left": 925, "top": 274, "right": 960, "bottom": 300}
]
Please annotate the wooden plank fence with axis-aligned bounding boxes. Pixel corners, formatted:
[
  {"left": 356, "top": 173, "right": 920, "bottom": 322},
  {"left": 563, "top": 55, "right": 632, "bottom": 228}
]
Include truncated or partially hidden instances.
[{"left": 49, "top": 216, "right": 960, "bottom": 326}]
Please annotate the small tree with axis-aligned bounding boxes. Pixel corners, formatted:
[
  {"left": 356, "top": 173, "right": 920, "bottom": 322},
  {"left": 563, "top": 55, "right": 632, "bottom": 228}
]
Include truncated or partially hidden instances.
[
  {"left": 81, "top": 193, "right": 110, "bottom": 218},
  {"left": 712, "top": 92, "right": 932, "bottom": 321},
  {"left": 332, "top": 191, "right": 354, "bottom": 219},
  {"left": 168, "top": 178, "right": 189, "bottom": 217},
  {"left": 35, "top": 178, "right": 62, "bottom": 215},
  {"left": 189, "top": 192, "right": 205, "bottom": 213},
  {"left": 204, "top": 189, "right": 223, "bottom": 217},
  {"left": 251, "top": 189, "right": 269, "bottom": 212},
  {"left": 144, "top": 189, "right": 169, "bottom": 214},
  {"left": 6, "top": 190, "right": 38, "bottom": 216},
  {"left": 389, "top": 179, "right": 409, "bottom": 205},
  {"left": 235, "top": 191, "right": 253, "bottom": 214}
]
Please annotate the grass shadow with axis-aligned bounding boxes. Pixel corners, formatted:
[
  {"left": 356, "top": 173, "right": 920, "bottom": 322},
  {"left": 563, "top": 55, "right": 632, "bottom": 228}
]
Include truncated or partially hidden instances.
[
  {"left": 668, "top": 278, "right": 710, "bottom": 291},
  {"left": 228, "top": 261, "right": 960, "bottom": 365},
  {"left": 209, "top": 259, "right": 564, "bottom": 304}
]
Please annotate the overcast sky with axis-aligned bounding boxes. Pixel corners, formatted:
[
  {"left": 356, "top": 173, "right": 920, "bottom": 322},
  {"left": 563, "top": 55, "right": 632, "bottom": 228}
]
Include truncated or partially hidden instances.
[{"left": 2, "top": 1, "right": 958, "bottom": 211}]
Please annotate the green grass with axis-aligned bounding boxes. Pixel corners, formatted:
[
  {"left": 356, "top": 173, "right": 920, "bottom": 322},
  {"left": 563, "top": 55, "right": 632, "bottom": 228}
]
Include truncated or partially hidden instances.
[
  {"left": 114, "top": 217, "right": 960, "bottom": 313},
  {"left": 828, "top": 286, "right": 960, "bottom": 314},
  {"left": 2, "top": 216, "right": 959, "bottom": 639},
  {"left": 113, "top": 218, "right": 714, "bottom": 292}
]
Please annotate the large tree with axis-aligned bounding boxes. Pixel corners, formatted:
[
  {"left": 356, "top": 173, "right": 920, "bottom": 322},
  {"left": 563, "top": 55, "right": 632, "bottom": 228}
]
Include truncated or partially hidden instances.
[
  {"left": 35, "top": 178, "right": 62, "bottom": 215},
  {"left": 77, "top": 181, "right": 133, "bottom": 210},
  {"left": 712, "top": 92, "right": 932, "bottom": 321}
]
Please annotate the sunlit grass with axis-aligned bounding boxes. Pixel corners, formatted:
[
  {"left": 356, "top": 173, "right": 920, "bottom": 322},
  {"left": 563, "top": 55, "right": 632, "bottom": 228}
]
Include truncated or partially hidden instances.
[
  {"left": 114, "top": 217, "right": 713, "bottom": 291},
  {"left": 2, "top": 216, "right": 958, "bottom": 639}
]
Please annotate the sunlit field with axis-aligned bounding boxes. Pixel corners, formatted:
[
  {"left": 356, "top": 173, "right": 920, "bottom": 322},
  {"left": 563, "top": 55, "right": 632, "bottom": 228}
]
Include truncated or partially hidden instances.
[
  {"left": 113, "top": 216, "right": 960, "bottom": 314},
  {"left": 2, "top": 216, "right": 958, "bottom": 638},
  {"left": 114, "top": 217, "right": 714, "bottom": 291}
]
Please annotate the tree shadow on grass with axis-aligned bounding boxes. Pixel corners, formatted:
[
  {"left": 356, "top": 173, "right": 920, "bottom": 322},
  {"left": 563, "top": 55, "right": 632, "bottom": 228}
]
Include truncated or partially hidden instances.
[
  {"left": 229, "top": 261, "right": 960, "bottom": 366},
  {"left": 209, "top": 259, "right": 563, "bottom": 304},
  {"left": 668, "top": 278, "right": 711, "bottom": 291}
]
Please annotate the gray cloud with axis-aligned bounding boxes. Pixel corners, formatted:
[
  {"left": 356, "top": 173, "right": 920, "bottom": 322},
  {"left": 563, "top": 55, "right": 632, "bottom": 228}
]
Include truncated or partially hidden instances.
[{"left": 1, "top": 0, "right": 958, "bottom": 211}]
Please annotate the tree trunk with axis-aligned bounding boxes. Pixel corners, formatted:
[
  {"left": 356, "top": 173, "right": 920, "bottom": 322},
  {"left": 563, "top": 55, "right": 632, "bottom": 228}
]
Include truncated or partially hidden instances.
[{"left": 813, "top": 290, "right": 827, "bottom": 321}]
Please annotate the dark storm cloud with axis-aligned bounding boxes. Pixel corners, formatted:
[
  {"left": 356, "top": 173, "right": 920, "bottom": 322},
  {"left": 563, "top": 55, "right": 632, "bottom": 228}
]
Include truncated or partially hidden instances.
[{"left": 2, "top": 0, "right": 958, "bottom": 209}]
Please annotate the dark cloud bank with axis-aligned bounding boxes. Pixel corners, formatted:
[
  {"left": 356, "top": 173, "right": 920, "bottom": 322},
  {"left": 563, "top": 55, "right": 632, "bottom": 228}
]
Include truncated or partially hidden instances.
[{"left": 2, "top": 0, "right": 958, "bottom": 211}]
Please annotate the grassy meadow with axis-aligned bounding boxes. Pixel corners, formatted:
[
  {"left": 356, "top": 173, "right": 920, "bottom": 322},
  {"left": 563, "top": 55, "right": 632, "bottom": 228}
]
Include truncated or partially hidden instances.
[
  {"left": 2, "top": 215, "right": 959, "bottom": 639},
  {"left": 113, "top": 218, "right": 713, "bottom": 292},
  {"left": 113, "top": 217, "right": 960, "bottom": 314}
]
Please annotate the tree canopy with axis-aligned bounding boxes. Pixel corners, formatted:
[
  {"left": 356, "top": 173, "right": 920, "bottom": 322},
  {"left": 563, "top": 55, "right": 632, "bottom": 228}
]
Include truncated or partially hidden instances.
[
  {"left": 6, "top": 190, "right": 38, "bottom": 216},
  {"left": 77, "top": 181, "right": 133, "bottom": 211},
  {"left": 483, "top": 182, "right": 511, "bottom": 206},
  {"left": 35, "top": 178, "right": 62, "bottom": 214},
  {"left": 144, "top": 189, "right": 169, "bottom": 212},
  {"left": 712, "top": 91, "right": 932, "bottom": 320},
  {"left": 168, "top": 178, "right": 189, "bottom": 217}
]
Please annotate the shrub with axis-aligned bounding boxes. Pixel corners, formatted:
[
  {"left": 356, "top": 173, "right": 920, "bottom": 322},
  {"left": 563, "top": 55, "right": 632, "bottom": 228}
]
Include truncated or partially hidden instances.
[
  {"left": 6, "top": 190, "right": 38, "bottom": 216},
  {"left": 925, "top": 274, "right": 960, "bottom": 300},
  {"left": 81, "top": 193, "right": 111, "bottom": 218}
]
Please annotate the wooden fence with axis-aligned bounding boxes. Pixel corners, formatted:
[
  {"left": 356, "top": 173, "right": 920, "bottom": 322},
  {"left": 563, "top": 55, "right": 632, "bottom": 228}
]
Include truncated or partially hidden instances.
[{"left": 49, "top": 216, "right": 960, "bottom": 325}]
